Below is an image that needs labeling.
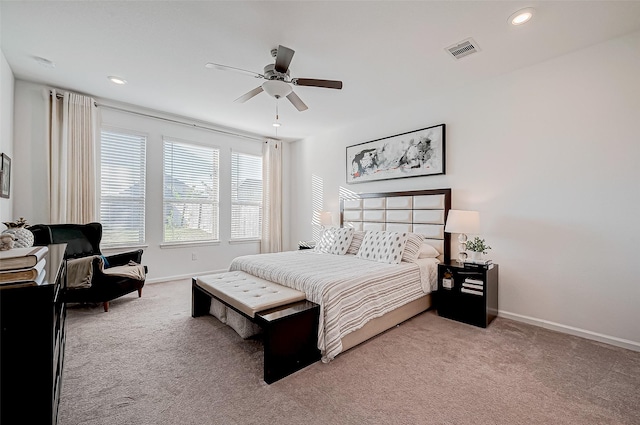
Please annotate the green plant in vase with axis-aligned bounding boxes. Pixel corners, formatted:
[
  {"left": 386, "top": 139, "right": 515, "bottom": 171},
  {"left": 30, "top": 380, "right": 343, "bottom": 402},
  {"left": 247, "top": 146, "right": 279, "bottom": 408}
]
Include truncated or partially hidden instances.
[{"left": 465, "top": 237, "right": 491, "bottom": 260}]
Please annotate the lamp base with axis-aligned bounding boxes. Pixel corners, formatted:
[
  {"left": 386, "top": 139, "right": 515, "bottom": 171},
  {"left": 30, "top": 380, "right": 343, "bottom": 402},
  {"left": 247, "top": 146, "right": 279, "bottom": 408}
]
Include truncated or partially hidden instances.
[{"left": 457, "top": 233, "right": 468, "bottom": 263}]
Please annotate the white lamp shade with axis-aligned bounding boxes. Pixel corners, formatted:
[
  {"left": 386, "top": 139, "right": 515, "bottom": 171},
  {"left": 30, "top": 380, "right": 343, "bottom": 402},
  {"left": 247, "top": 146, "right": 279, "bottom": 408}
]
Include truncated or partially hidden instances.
[
  {"left": 444, "top": 210, "right": 480, "bottom": 234},
  {"left": 319, "top": 211, "right": 333, "bottom": 226}
]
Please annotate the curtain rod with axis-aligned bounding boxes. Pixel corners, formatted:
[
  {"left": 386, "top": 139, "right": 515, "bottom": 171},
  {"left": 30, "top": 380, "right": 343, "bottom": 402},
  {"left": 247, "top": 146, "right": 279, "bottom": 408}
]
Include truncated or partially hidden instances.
[{"left": 51, "top": 90, "right": 266, "bottom": 143}]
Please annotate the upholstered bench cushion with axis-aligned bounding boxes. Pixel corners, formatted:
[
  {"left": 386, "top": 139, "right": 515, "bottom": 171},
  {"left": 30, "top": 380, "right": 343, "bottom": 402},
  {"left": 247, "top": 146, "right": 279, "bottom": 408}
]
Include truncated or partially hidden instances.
[{"left": 195, "top": 271, "right": 306, "bottom": 318}]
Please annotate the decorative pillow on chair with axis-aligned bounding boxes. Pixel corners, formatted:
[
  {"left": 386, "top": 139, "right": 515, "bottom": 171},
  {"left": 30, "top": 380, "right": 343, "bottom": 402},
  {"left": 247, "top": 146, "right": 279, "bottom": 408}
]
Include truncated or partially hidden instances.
[
  {"left": 356, "top": 231, "right": 408, "bottom": 264},
  {"left": 401, "top": 232, "right": 425, "bottom": 263}
]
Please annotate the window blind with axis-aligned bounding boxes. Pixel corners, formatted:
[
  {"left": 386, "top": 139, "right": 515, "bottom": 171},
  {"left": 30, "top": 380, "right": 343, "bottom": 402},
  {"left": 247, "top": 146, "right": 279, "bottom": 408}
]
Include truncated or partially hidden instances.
[
  {"left": 231, "top": 151, "right": 262, "bottom": 240},
  {"left": 99, "top": 130, "right": 146, "bottom": 247},
  {"left": 163, "top": 139, "right": 219, "bottom": 243}
]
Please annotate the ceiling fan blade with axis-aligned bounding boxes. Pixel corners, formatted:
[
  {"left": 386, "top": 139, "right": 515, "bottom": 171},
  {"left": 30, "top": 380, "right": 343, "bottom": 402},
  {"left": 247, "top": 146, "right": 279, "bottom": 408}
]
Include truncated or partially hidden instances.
[
  {"left": 286, "top": 91, "right": 308, "bottom": 112},
  {"left": 205, "top": 62, "right": 264, "bottom": 79},
  {"left": 274, "top": 45, "right": 295, "bottom": 73},
  {"left": 293, "top": 78, "right": 343, "bottom": 90},
  {"left": 234, "top": 86, "right": 264, "bottom": 103}
]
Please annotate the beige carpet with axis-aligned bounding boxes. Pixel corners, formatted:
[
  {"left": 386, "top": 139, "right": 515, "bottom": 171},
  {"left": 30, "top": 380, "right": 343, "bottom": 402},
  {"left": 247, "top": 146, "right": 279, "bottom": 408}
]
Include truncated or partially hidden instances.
[{"left": 59, "top": 279, "right": 640, "bottom": 425}]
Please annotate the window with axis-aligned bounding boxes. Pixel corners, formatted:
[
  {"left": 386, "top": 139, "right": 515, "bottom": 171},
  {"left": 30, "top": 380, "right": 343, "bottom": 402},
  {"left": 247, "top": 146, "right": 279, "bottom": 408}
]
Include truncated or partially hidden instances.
[
  {"left": 163, "top": 139, "right": 219, "bottom": 243},
  {"left": 99, "top": 130, "right": 146, "bottom": 247},
  {"left": 231, "top": 151, "right": 263, "bottom": 240}
]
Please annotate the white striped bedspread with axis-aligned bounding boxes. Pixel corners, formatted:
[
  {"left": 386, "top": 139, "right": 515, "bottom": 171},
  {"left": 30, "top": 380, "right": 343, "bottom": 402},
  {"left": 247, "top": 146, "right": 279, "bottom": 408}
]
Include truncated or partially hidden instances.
[{"left": 229, "top": 251, "right": 439, "bottom": 363}]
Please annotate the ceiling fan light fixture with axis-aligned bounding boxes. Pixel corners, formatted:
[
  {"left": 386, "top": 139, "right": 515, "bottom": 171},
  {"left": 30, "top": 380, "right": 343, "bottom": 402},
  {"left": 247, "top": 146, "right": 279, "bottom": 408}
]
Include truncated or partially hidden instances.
[
  {"left": 509, "top": 7, "right": 535, "bottom": 26},
  {"left": 262, "top": 80, "right": 292, "bottom": 99}
]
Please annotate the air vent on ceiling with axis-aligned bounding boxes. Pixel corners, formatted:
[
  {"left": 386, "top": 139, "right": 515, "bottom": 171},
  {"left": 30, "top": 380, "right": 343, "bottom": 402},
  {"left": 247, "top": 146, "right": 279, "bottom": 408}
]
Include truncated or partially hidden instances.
[{"left": 445, "top": 38, "right": 480, "bottom": 60}]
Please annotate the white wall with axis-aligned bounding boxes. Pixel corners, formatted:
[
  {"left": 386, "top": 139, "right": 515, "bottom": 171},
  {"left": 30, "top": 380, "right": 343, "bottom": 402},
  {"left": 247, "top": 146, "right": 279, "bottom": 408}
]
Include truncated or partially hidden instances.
[
  {"left": 0, "top": 49, "right": 15, "bottom": 223},
  {"left": 12, "top": 80, "right": 293, "bottom": 281},
  {"left": 290, "top": 31, "right": 640, "bottom": 349}
]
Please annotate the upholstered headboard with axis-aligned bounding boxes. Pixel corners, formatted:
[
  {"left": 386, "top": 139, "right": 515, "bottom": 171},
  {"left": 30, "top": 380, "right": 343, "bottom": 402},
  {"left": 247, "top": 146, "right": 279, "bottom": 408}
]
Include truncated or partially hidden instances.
[{"left": 340, "top": 189, "right": 451, "bottom": 263}]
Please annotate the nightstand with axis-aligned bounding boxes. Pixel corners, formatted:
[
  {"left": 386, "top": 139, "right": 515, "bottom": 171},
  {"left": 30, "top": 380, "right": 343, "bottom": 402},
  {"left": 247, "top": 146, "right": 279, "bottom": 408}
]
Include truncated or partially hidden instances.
[
  {"left": 437, "top": 261, "right": 498, "bottom": 328},
  {"left": 298, "top": 241, "right": 316, "bottom": 250}
]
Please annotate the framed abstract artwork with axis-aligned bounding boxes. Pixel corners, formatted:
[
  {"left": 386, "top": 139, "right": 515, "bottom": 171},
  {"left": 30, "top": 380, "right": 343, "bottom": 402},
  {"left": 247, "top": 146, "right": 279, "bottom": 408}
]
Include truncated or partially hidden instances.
[
  {"left": 346, "top": 124, "right": 445, "bottom": 184},
  {"left": 0, "top": 153, "right": 10, "bottom": 199}
]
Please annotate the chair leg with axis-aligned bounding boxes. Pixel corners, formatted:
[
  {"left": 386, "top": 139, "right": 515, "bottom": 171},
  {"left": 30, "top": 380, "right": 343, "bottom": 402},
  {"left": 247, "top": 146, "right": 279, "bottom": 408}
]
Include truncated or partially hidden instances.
[
  {"left": 103, "top": 301, "right": 109, "bottom": 312},
  {"left": 138, "top": 288, "right": 142, "bottom": 297}
]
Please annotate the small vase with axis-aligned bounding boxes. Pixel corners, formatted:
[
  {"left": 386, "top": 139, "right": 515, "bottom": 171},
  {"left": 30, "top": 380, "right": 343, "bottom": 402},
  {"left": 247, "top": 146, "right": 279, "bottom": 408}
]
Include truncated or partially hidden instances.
[{"left": 470, "top": 251, "right": 482, "bottom": 261}]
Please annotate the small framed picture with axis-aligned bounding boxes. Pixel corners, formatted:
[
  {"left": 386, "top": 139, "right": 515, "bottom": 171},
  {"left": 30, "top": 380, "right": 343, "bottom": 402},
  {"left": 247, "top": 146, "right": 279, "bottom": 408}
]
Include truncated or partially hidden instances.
[{"left": 0, "top": 153, "right": 11, "bottom": 199}]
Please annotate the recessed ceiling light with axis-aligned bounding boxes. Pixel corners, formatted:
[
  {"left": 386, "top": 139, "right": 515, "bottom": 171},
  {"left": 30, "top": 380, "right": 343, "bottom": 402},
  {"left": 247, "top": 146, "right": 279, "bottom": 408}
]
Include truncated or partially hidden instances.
[
  {"left": 34, "top": 56, "right": 55, "bottom": 69},
  {"left": 509, "top": 8, "right": 535, "bottom": 26},
  {"left": 108, "top": 76, "right": 127, "bottom": 85}
]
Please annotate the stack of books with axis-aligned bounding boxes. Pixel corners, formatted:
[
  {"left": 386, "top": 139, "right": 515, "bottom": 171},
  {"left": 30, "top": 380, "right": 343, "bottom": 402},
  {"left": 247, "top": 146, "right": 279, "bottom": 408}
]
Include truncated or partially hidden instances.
[
  {"left": 0, "top": 246, "right": 49, "bottom": 287},
  {"left": 464, "top": 258, "right": 492, "bottom": 265},
  {"left": 460, "top": 277, "right": 484, "bottom": 296}
]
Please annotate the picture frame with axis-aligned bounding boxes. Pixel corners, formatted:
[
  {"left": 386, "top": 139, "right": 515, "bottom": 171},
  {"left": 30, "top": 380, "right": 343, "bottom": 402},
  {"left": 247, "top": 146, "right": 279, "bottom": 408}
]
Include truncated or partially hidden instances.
[
  {"left": 0, "top": 153, "right": 11, "bottom": 199},
  {"left": 346, "top": 123, "right": 445, "bottom": 184}
]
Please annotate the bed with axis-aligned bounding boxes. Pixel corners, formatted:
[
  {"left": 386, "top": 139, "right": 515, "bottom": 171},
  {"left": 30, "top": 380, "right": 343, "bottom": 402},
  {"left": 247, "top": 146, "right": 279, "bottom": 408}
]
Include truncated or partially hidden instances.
[{"left": 228, "top": 188, "right": 451, "bottom": 363}]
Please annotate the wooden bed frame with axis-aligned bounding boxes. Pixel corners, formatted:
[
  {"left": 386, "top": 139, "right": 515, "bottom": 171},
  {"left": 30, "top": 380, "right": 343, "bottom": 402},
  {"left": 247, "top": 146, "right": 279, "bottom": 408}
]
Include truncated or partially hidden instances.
[{"left": 338, "top": 188, "right": 451, "bottom": 352}]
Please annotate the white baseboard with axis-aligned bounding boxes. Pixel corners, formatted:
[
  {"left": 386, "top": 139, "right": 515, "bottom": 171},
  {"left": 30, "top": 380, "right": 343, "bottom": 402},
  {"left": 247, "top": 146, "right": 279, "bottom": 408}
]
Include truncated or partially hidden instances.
[
  {"left": 499, "top": 310, "right": 640, "bottom": 352},
  {"left": 145, "top": 269, "right": 227, "bottom": 284}
]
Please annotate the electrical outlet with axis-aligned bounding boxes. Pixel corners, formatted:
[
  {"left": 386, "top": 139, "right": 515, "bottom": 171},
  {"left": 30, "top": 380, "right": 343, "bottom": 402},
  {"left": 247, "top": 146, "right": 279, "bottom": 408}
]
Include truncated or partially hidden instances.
[{"left": 191, "top": 252, "right": 198, "bottom": 261}]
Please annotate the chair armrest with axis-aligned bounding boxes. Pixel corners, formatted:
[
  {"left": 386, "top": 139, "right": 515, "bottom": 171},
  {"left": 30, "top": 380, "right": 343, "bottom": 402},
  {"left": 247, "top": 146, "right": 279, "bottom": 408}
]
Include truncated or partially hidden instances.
[{"left": 104, "top": 249, "right": 144, "bottom": 267}]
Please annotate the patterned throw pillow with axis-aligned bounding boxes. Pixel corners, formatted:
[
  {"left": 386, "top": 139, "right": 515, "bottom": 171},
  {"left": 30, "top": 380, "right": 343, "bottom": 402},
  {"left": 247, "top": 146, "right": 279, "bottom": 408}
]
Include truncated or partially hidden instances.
[
  {"left": 328, "top": 227, "right": 354, "bottom": 255},
  {"left": 346, "top": 230, "right": 366, "bottom": 255},
  {"left": 314, "top": 228, "right": 336, "bottom": 253},
  {"left": 401, "top": 232, "right": 426, "bottom": 263},
  {"left": 356, "top": 231, "right": 408, "bottom": 264},
  {"left": 314, "top": 227, "right": 354, "bottom": 255}
]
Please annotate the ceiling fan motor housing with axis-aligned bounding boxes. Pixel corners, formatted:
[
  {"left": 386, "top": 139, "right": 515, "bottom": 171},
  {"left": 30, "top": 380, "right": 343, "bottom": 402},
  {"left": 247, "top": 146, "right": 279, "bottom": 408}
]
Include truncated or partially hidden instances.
[{"left": 263, "top": 64, "right": 290, "bottom": 81}]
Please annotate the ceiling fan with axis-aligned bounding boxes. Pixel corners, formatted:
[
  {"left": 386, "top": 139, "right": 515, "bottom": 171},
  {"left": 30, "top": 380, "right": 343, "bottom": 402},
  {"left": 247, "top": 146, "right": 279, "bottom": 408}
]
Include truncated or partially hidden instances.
[{"left": 205, "top": 45, "right": 343, "bottom": 112}]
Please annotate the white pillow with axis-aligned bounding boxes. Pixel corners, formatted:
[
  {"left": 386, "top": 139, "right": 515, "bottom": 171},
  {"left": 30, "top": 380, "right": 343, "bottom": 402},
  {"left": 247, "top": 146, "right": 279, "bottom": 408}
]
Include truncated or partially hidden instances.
[
  {"left": 417, "top": 243, "right": 440, "bottom": 258},
  {"left": 401, "top": 232, "right": 425, "bottom": 263},
  {"left": 314, "top": 227, "right": 354, "bottom": 255},
  {"left": 356, "top": 231, "right": 408, "bottom": 264}
]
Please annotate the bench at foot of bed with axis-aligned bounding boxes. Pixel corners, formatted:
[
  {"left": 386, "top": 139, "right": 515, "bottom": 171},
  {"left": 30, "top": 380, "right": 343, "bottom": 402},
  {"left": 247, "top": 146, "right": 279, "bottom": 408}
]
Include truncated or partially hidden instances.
[{"left": 192, "top": 273, "right": 321, "bottom": 384}]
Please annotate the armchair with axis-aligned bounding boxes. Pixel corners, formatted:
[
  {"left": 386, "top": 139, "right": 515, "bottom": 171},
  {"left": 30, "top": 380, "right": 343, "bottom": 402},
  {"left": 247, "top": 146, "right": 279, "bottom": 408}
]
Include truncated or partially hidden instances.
[{"left": 28, "top": 222, "right": 147, "bottom": 312}]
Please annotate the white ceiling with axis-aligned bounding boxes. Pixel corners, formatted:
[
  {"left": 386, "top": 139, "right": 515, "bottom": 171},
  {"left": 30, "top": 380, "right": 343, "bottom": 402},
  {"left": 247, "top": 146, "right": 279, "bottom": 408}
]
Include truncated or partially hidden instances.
[{"left": 2, "top": 1, "right": 640, "bottom": 142}]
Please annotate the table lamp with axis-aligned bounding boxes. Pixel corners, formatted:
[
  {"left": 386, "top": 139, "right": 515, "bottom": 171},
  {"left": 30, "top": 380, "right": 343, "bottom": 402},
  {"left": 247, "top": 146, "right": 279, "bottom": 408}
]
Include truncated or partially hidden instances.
[{"left": 444, "top": 210, "right": 479, "bottom": 263}]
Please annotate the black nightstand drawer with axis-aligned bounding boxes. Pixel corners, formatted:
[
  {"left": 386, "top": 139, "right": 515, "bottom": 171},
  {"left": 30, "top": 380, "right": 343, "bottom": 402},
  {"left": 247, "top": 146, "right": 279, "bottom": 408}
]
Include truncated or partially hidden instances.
[{"left": 437, "top": 261, "right": 498, "bottom": 328}]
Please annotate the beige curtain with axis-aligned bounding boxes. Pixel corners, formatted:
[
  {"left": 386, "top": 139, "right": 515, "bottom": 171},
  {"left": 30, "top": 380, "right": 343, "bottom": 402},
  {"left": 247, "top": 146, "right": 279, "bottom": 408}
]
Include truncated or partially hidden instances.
[
  {"left": 47, "top": 90, "right": 98, "bottom": 224},
  {"left": 261, "top": 138, "right": 282, "bottom": 253}
]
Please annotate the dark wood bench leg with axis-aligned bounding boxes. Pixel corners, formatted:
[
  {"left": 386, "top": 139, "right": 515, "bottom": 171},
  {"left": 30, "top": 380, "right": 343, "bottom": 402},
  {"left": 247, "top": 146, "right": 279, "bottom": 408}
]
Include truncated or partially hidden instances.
[
  {"left": 192, "top": 279, "right": 212, "bottom": 317},
  {"left": 103, "top": 301, "right": 109, "bottom": 312},
  {"left": 138, "top": 288, "right": 142, "bottom": 297},
  {"left": 257, "top": 302, "right": 321, "bottom": 384}
]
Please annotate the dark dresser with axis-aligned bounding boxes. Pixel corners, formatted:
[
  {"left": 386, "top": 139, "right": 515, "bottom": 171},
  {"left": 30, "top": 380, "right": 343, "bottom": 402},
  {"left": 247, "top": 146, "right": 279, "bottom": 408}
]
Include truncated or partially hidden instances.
[{"left": 1, "top": 244, "right": 67, "bottom": 425}]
